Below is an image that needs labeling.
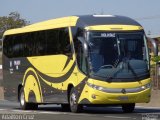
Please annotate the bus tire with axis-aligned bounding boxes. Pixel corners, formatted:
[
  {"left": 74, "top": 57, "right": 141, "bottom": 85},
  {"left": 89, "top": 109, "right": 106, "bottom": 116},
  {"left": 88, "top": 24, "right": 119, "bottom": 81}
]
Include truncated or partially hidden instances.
[
  {"left": 19, "top": 87, "right": 30, "bottom": 110},
  {"left": 19, "top": 87, "right": 38, "bottom": 110},
  {"left": 122, "top": 103, "right": 135, "bottom": 113},
  {"left": 69, "top": 87, "right": 83, "bottom": 113}
]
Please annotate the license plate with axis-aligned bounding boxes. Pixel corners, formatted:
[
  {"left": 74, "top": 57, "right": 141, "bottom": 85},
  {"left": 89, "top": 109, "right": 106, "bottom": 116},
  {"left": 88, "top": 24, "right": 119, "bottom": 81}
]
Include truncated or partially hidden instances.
[{"left": 118, "top": 96, "right": 129, "bottom": 101}]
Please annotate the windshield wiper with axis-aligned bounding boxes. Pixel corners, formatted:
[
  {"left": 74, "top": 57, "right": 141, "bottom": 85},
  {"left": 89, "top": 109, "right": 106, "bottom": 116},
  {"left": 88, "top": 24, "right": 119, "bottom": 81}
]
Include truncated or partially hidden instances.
[
  {"left": 90, "top": 73, "right": 114, "bottom": 82},
  {"left": 127, "top": 60, "right": 139, "bottom": 81}
]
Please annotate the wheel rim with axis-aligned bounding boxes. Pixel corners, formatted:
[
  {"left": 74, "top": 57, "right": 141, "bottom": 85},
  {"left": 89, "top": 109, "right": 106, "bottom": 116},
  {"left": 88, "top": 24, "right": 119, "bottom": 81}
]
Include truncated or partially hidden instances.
[
  {"left": 20, "top": 91, "right": 25, "bottom": 106},
  {"left": 70, "top": 92, "right": 76, "bottom": 106}
]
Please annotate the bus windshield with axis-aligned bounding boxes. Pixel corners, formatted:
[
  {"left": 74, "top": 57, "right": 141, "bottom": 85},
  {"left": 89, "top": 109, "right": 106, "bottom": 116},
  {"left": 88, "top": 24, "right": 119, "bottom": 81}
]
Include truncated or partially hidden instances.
[{"left": 88, "top": 32, "right": 149, "bottom": 82}]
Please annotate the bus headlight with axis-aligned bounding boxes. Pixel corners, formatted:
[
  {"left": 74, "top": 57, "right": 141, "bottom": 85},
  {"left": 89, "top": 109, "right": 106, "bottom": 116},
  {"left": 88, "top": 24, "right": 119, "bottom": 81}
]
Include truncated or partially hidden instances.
[
  {"left": 141, "top": 83, "right": 151, "bottom": 90},
  {"left": 87, "top": 82, "right": 152, "bottom": 93},
  {"left": 87, "top": 82, "right": 104, "bottom": 91}
]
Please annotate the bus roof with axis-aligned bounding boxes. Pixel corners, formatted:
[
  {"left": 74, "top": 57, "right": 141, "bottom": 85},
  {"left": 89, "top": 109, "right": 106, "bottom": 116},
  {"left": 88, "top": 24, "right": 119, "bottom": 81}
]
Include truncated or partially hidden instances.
[{"left": 3, "top": 15, "right": 142, "bottom": 36}]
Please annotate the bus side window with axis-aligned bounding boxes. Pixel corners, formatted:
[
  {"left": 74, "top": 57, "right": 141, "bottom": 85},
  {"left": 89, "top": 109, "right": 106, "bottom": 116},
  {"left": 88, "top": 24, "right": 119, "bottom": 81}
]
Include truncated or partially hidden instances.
[
  {"left": 72, "top": 27, "right": 87, "bottom": 74},
  {"left": 36, "top": 31, "right": 46, "bottom": 56},
  {"left": 46, "top": 29, "right": 59, "bottom": 55},
  {"left": 23, "top": 34, "right": 30, "bottom": 57},
  {"left": 12, "top": 34, "right": 24, "bottom": 58},
  {"left": 75, "top": 41, "right": 87, "bottom": 74},
  {"left": 59, "top": 28, "right": 72, "bottom": 57},
  {"left": 3, "top": 36, "right": 13, "bottom": 58}
]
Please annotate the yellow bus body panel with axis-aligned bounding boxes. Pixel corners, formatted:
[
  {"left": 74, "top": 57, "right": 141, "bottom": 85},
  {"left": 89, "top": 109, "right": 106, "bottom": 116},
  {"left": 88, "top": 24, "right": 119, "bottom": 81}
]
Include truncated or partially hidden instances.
[
  {"left": 4, "top": 16, "right": 79, "bottom": 36},
  {"left": 27, "top": 55, "right": 73, "bottom": 76},
  {"left": 85, "top": 25, "right": 143, "bottom": 31},
  {"left": 78, "top": 78, "right": 151, "bottom": 104}
]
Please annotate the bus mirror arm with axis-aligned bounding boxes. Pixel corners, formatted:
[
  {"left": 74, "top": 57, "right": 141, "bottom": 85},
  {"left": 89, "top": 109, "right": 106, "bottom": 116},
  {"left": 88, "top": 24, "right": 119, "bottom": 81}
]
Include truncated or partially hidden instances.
[{"left": 83, "top": 42, "right": 88, "bottom": 57}]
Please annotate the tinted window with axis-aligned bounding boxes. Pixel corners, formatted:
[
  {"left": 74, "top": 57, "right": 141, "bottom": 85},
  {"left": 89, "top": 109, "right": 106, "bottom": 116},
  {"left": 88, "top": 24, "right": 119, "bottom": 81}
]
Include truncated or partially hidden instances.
[
  {"left": 4, "top": 35, "right": 24, "bottom": 58},
  {"left": 12, "top": 35, "right": 24, "bottom": 57},
  {"left": 46, "top": 29, "right": 59, "bottom": 55},
  {"left": 72, "top": 27, "right": 87, "bottom": 74},
  {"left": 74, "top": 40, "right": 87, "bottom": 74},
  {"left": 35, "top": 31, "right": 46, "bottom": 56},
  {"left": 59, "top": 28, "right": 71, "bottom": 56},
  {"left": 3, "top": 36, "right": 13, "bottom": 58},
  {"left": 3, "top": 27, "right": 72, "bottom": 58}
]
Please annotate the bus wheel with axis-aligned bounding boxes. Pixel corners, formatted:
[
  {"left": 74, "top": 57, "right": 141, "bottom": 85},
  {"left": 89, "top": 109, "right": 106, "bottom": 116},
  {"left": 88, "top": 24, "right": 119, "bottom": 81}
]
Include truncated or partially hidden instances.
[
  {"left": 122, "top": 103, "right": 135, "bottom": 113},
  {"left": 19, "top": 88, "right": 38, "bottom": 110},
  {"left": 69, "top": 87, "right": 83, "bottom": 113},
  {"left": 19, "top": 87, "right": 30, "bottom": 110}
]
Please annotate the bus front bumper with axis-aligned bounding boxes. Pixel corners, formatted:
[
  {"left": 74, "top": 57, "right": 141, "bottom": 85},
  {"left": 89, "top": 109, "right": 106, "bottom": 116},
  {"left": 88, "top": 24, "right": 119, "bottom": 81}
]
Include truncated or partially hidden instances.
[{"left": 78, "top": 82, "right": 151, "bottom": 104}]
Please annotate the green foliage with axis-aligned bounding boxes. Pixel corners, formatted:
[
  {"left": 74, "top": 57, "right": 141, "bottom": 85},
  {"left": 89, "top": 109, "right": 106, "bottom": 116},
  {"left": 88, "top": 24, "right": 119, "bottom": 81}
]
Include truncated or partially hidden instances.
[
  {"left": 151, "top": 55, "right": 160, "bottom": 63},
  {"left": 0, "top": 12, "right": 29, "bottom": 39}
]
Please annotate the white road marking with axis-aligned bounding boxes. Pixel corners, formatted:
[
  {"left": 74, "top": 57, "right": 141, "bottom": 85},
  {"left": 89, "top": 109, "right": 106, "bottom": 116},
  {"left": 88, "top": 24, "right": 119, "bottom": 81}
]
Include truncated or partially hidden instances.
[
  {"left": 136, "top": 106, "right": 160, "bottom": 109},
  {"left": 36, "top": 111, "right": 67, "bottom": 115},
  {"left": 104, "top": 115, "right": 131, "bottom": 119},
  {"left": 11, "top": 110, "right": 37, "bottom": 113},
  {"left": 0, "top": 109, "right": 69, "bottom": 115}
]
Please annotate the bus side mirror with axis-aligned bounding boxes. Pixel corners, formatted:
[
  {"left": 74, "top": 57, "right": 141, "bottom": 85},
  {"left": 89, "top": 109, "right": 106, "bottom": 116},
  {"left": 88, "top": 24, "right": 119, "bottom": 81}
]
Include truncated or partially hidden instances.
[
  {"left": 147, "top": 38, "right": 158, "bottom": 56},
  {"left": 77, "top": 37, "right": 88, "bottom": 57}
]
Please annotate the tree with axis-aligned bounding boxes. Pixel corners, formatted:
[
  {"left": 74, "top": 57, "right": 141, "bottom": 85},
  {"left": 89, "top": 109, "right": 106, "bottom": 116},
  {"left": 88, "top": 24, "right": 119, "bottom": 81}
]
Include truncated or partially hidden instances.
[
  {"left": 152, "top": 55, "right": 160, "bottom": 63},
  {"left": 0, "top": 12, "right": 29, "bottom": 38}
]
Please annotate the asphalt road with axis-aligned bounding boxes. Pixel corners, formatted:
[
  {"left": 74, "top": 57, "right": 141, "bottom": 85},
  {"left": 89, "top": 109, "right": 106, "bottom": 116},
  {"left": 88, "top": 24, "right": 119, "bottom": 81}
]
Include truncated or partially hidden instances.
[{"left": 0, "top": 100, "right": 160, "bottom": 120}]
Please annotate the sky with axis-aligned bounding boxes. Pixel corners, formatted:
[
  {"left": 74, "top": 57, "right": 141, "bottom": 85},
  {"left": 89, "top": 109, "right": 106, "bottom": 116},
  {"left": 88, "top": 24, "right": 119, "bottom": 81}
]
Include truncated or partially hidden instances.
[{"left": 0, "top": 0, "right": 160, "bottom": 37}]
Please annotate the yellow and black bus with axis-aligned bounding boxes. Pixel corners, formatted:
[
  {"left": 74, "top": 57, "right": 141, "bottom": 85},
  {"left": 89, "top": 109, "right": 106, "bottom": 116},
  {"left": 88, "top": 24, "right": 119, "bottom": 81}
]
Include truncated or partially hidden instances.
[{"left": 2, "top": 15, "right": 151, "bottom": 113}]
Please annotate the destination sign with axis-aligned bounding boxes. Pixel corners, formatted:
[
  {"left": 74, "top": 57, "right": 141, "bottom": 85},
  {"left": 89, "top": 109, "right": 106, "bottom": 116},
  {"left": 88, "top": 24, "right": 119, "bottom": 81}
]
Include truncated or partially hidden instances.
[{"left": 92, "top": 32, "right": 116, "bottom": 38}]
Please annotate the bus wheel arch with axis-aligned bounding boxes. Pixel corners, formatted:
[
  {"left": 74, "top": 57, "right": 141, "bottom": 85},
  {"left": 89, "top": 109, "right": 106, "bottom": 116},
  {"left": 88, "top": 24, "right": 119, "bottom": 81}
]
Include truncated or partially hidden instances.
[
  {"left": 22, "top": 68, "right": 43, "bottom": 104},
  {"left": 19, "top": 87, "right": 38, "bottom": 110},
  {"left": 28, "top": 90, "right": 37, "bottom": 103}
]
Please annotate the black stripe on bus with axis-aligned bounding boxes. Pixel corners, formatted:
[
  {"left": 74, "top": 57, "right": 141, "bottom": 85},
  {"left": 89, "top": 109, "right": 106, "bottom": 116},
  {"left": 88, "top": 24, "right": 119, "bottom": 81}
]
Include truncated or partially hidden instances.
[
  {"left": 62, "top": 57, "right": 71, "bottom": 71},
  {"left": 76, "top": 15, "right": 141, "bottom": 27},
  {"left": 75, "top": 77, "right": 88, "bottom": 102}
]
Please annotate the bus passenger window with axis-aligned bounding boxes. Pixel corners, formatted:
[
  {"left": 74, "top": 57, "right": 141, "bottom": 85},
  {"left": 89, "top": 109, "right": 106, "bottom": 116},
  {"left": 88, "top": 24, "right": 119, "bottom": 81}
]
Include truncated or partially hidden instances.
[
  {"left": 59, "top": 28, "right": 72, "bottom": 57},
  {"left": 46, "top": 29, "right": 59, "bottom": 55}
]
